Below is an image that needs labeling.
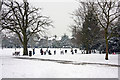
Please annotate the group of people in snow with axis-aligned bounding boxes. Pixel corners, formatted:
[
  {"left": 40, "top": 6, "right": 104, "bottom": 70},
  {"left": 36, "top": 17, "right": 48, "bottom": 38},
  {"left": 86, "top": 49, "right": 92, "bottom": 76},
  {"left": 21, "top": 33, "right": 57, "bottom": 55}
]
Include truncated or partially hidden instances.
[
  {"left": 70, "top": 48, "right": 77, "bottom": 54},
  {"left": 40, "top": 48, "right": 52, "bottom": 55},
  {"left": 32, "top": 48, "right": 78, "bottom": 55}
]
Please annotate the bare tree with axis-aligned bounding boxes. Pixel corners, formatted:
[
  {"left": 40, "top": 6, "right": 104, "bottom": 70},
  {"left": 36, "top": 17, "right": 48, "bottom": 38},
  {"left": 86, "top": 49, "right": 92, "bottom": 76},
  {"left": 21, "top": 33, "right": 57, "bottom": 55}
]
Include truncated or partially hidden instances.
[
  {"left": 70, "top": 2, "right": 89, "bottom": 50},
  {"left": 70, "top": 2, "right": 102, "bottom": 54},
  {"left": 0, "top": 0, "right": 53, "bottom": 55},
  {"left": 94, "top": 0, "right": 120, "bottom": 60}
]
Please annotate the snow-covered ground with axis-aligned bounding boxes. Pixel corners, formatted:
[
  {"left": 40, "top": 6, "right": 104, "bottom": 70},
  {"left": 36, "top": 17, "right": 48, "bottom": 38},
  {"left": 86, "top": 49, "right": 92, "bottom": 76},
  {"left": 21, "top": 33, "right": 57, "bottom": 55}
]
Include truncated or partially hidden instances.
[{"left": 0, "top": 48, "right": 119, "bottom": 78}]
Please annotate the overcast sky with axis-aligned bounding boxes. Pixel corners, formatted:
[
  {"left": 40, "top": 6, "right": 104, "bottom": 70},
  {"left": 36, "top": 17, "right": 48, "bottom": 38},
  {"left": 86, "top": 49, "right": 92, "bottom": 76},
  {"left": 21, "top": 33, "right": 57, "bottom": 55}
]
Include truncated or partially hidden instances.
[{"left": 27, "top": 0, "right": 79, "bottom": 37}]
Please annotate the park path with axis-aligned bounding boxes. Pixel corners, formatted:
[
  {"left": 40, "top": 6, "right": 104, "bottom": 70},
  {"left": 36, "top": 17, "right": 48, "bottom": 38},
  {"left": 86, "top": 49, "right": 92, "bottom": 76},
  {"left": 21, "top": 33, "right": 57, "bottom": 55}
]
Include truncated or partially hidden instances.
[{"left": 13, "top": 56, "right": 120, "bottom": 67}]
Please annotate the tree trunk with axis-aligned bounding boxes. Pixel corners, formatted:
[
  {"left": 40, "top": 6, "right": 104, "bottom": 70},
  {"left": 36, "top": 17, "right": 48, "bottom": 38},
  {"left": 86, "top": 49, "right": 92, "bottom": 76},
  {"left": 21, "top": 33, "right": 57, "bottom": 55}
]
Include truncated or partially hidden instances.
[
  {"left": 23, "top": 43, "right": 28, "bottom": 55},
  {"left": 23, "top": 34, "right": 28, "bottom": 56},
  {"left": 105, "top": 29, "right": 109, "bottom": 60},
  {"left": 86, "top": 48, "right": 89, "bottom": 54}
]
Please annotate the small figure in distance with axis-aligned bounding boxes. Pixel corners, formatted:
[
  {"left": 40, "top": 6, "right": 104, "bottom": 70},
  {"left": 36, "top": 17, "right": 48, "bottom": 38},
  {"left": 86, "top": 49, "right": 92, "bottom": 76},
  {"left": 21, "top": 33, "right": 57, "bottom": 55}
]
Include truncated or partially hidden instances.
[
  {"left": 71, "top": 48, "right": 74, "bottom": 54},
  {"left": 65, "top": 50, "right": 67, "bottom": 53},
  {"left": 54, "top": 50, "right": 56, "bottom": 55},
  {"left": 74, "top": 49, "right": 77, "bottom": 53},
  {"left": 40, "top": 48, "right": 44, "bottom": 55},
  {"left": 33, "top": 48, "right": 35, "bottom": 55},
  {"left": 48, "top": 50, "right": 52, "bottom": 55}
]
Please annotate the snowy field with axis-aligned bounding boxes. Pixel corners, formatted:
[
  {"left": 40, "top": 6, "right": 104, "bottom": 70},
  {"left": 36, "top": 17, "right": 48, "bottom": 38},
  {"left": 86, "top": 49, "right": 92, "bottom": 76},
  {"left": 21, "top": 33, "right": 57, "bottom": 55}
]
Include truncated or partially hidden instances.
[{"left": 0, "top": 48, "right": 119, "bottom": 78}]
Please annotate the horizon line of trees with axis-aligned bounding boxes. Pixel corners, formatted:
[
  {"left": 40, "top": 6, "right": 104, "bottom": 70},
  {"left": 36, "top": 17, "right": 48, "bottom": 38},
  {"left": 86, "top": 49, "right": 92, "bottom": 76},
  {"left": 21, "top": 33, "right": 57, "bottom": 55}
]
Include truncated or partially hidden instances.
[{"left": 0, "top": 33, "right": 77, "bottom": 48}]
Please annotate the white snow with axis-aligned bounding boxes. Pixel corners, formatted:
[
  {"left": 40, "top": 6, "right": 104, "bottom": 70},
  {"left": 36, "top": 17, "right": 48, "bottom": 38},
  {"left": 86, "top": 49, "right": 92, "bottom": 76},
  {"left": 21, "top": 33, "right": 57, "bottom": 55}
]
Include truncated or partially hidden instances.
[{"left": 0, "top": 48, "right": 118, "bottom": 78}]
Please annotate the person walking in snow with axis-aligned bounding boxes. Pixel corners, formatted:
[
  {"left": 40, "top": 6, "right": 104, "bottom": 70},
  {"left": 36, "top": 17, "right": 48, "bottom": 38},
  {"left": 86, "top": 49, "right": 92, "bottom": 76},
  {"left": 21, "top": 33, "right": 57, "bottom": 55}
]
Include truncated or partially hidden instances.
[
  {"left": 44, "top": 51, "right": 46, "bottom": 55},
  {"left": 40, "top": 48, "right": 43, "bottom": 55},
  {"left": 33, "top": 48, "right": 35, "bottom": 55},
  {"left": 54, "top": 50, "right": 56, "bottom": 55},
  {"left": 48, "top": 50, "right": 52, "bottom": 55},
  {"left": 60, "top": 50, "right": 64, "bottom": 54},
  {"left": 44, "top": 48, "right": 48, "bottom": 55},
  {"left": 65, "top": 50, "right": 67, "bottom": 53},
  {"left": 71, "top": 48, "right": 74, "bottom": 54},
  {"left": 74, "top": 49, "right": 77, "bottom": 53}
]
